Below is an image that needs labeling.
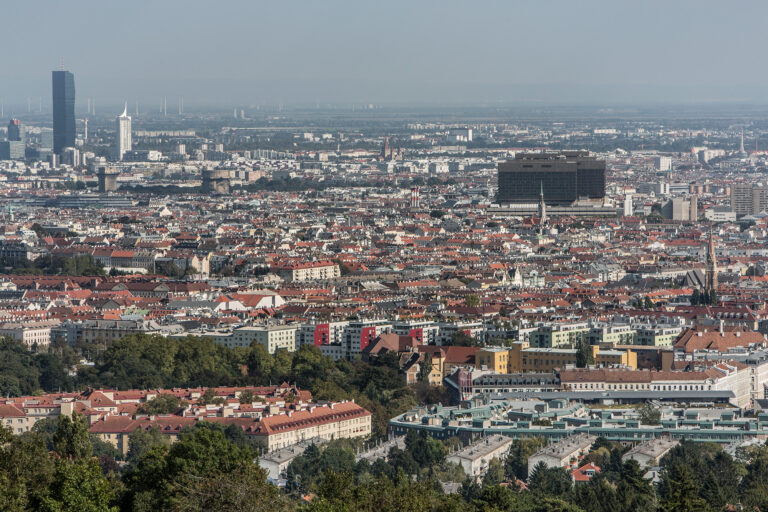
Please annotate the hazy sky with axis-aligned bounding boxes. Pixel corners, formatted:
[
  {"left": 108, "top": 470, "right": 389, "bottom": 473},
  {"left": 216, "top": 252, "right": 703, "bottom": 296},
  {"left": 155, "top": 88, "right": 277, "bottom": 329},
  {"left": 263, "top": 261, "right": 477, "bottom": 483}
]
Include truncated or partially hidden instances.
[{"left": 3, "top": 0, "right": 768, "bottom": 107}]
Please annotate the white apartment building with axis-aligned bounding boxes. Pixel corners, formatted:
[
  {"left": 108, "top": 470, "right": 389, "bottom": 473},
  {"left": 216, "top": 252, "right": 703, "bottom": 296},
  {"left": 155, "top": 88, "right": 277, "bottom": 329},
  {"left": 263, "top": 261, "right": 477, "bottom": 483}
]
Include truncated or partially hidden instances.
[
  {"left": 392, "top": 320, "right": 439, "bottom": 345},
  {"left": 275, "top": 261, "right": 340, "bottom": 282},
  {"left": 0, "top": 320, "right": 59, "bottom": 348},
  {"left": 296, "top": 321, "right": 349, "bottom": 348},
  {"left": 343, "top": 320, "right": 392, "bottom": 359},
  {"left": 230, "top": 325, "right": 297, "bottom": 353},
  {"left": 446, "top": 435, "right": 514, "bottom": 479},
  {"left": 528, "top": 434, "right": 596, "bottom": 477}
]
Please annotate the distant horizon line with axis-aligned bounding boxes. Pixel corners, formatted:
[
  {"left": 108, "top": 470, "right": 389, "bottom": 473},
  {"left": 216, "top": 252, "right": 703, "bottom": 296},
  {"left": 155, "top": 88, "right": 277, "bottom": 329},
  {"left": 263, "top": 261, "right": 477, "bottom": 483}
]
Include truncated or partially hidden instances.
[{"left": 7, "top": 99, "right": 768, "bottom": 111}]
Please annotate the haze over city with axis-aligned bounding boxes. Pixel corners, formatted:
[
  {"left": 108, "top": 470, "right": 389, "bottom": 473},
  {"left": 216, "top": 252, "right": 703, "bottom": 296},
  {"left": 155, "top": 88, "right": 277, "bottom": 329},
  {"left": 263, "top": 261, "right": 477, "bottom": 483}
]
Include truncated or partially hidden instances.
[{"left": 4, "top": 0, "right": 768, "bottom": 107}]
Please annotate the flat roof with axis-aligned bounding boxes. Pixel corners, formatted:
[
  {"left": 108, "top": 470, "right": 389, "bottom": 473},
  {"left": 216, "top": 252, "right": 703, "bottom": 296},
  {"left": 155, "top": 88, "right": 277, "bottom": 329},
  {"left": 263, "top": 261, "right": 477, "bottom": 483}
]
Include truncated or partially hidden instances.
[{"left": 448, "top": 434, "right": 514, "bottom": 462}]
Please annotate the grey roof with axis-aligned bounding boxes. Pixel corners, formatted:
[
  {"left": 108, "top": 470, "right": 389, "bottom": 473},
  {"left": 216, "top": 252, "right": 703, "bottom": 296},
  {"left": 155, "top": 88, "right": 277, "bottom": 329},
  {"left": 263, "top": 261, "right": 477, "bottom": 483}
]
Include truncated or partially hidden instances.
[{"left": 486, "top": 390, "right": 735, "bottom": 401}]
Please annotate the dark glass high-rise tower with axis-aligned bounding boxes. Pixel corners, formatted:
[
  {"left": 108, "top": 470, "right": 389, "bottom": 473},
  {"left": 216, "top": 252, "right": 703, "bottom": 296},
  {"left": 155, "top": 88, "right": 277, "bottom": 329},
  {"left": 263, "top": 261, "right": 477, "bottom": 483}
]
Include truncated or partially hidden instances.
[
  {"left": 52, "top": 70, "right": 75, "bottom": 154},
  {"left": 7, "top": 119, "right": 24, "bottom": 142}
]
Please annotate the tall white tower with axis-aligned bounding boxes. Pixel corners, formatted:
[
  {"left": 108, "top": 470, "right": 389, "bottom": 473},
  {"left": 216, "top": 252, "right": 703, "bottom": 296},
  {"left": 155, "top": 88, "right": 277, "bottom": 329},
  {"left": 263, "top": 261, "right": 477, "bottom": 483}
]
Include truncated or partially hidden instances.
[
  {"left": 115, "top": 103, "right": 132, "bottom": 161},
  {"left": 623, "top": 194, "right": 633, "bottom": 216}
]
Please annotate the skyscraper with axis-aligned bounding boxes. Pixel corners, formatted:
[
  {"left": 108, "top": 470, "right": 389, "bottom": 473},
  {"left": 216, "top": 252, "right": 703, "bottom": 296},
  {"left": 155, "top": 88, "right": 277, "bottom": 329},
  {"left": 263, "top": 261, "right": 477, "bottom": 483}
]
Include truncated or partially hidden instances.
[
  {"left": 7, "top": 119, "right": 24, "bottom": 143},
  {"left": 52, "top": 70, "right": 75, "bottom": 154},
  {"left": 1, "top": 119, "right": 25, "bottom": 160},
  {"left": 114, "top": 103, "right": 132, "bottom": 161}
]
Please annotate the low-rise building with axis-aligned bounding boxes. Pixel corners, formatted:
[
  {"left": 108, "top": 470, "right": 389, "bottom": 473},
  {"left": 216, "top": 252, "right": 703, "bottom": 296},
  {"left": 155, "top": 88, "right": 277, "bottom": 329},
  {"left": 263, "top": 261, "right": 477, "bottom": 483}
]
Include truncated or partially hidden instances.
[
  {"left": 527, "top": 434, "right": 596, "bottom": 477},
  {"left": 507, "top": 341, "right": 637, "bottom": 373},
  {"left": 251, "top": 401, "right": 372, "bottom": 451},
  {"left": 446, "top": 434, "right": 514, "bottom": 479},
  {"left": 622, "top": 437, "right": 679, "bottom": 467},
  {"left": 258, "top": 438, "right": 328, "bottom": 480},
  {"left": 273, "top": 260, "right": 340, "bottom": 282}
]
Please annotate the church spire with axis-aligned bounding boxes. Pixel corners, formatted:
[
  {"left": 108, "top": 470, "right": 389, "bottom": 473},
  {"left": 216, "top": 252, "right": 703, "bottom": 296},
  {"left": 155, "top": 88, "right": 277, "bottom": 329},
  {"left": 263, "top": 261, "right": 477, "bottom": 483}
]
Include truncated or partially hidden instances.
[{"left": 705, "top": 224, "right": 718, "bottom": 295}]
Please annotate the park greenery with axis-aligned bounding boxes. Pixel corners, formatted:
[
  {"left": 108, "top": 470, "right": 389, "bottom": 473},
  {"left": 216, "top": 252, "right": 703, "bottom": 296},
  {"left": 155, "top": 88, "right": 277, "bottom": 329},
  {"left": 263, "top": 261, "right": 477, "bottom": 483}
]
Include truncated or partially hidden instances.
[
  {"left": 9, "top": 409, "right": 768, "bottom": 512},
  {"left": 1, "top": 333, "right": 417, "bottom": 438},
  {"left": 0, "top": 253, "right": 106, "bottom": 276},
  {"left": 5, "top": 334, "right": 768, "bottom": 510}
]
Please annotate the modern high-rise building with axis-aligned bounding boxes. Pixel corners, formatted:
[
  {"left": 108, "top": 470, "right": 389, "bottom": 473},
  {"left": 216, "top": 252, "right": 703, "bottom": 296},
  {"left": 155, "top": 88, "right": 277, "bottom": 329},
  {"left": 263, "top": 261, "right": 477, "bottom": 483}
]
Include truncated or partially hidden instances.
[
  {"left": 730, "top": 184, "right": 768, "bottom": 216},
  {"left": 52, "top": 70, "right": 76, "bottom": 154},
  {"left": 7, "top": 119, "right": 24, "bottom": 143},
  {"left": 497, "top": 151, "right": 605, "bottom": 204},
  {"left": 114, "top": 103, "right": 132, "bottom": 161}
]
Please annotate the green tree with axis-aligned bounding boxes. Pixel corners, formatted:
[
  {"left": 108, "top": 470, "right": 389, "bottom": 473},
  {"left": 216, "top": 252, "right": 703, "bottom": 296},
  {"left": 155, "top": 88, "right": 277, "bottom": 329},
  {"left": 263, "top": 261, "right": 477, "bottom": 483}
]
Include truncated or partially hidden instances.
[
  {"left": 616, "top": 459, "right": 656, "bottom": 512},
  {"left": 637, "top": 402, "right": 661, "bottom": 425},
  {"left": 464, "top": 294, "right": 480, "bottom": 307},
  {"left": 31, "top": 223, "right": 47, "bottom": 238},
  {"left": 0, "top": 337, "right": 44, "bottom": 396},
  {"left": 528, "top": 462, "right": 572, "bottom": 495},
  {"left": 171, "top": 463, "right": 289, "bottom": 512},
  {"left": 691, "top": 289, "right": 701, "bottom": 305},
  {"left": 575, "top": 340, "right": 594, "bottom": 368},
  {"left": 40, "top": 459, "right": 117, "bottom": 512},
  {"left": 740, "top": 452, "right": 768, "bottom": 511},
  {"left": 483, "top": 457, "right": 505, "bottom": 487},
  {"left": 124, "top": 424, "right": 257, "bottom": 510},
  {"left": 238, "top": 389, "right": 255, "bottom": 404},
  {"left": 0, "top": 424, "right": 57, "bottom": 511},
  {"left": 643, "top": 296, "right": 654, "bottom": 310},
  {"left": 406, "top": 430, "right": 446, "bottom": 468},
  {"left": 448, "top": 331, "right": 478, "bottom": 347},
  {"left": 53, "top": 413, "right": 92, "bottom": 460},
  {"left": 126, "top": 427, "right": 171, "bottom": 466},
  {"left": 136, "top": 393, "right": 185, "bottom": 415},
  {"left": 417, "top": 354, "right": 432, "bottom": 383},
  {"left": 505, "top": 437, "right": 547, "bottom": 480},
  {"left": 659, "top": 464, "right": 707, "bottom": 512}
]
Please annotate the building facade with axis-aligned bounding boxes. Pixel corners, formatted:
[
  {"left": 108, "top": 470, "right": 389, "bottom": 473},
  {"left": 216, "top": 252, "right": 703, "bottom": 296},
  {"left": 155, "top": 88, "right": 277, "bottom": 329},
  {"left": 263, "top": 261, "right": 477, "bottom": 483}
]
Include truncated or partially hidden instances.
[
  {"left": 52, "top": 70, "right": 76, "bottom": 154},
  {"left": 114, "top": 104, "right": 132, "bottom": 160},
  {"left": 497, "top": 151, "right": 605, "bottom": 205}
]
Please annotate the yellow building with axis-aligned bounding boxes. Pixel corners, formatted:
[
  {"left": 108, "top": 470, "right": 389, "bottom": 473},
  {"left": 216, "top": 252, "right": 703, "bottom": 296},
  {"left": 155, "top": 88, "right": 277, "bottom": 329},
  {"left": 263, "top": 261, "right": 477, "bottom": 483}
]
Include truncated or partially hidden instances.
[
  {"left": 508, "top": 341, "right": 636, "bottom": 373},
  {"left": 418, "top": 346, "right": 479, "bottom": 385},
  {"left": 476, "top": 347, "right": 510, "bottom": 373}
]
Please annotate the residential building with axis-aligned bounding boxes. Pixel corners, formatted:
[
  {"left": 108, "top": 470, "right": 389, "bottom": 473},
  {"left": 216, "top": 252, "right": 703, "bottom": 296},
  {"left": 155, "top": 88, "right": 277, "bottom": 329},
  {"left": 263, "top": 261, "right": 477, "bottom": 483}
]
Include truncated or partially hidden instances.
[
  {"left": 446, "top": 435, "right": 514, "bottom": 479},
  {"left": 528, "top": 434, "right": 596, "bottom": 477},
  {"left": 230, "top": 325, "right": 297, "bottom": 353},
  {"left": 622, "top": 437, "right": 679, "bottom": 467},
  {"left": 273, "top": 260, "right": 340, "bottom": 282}
]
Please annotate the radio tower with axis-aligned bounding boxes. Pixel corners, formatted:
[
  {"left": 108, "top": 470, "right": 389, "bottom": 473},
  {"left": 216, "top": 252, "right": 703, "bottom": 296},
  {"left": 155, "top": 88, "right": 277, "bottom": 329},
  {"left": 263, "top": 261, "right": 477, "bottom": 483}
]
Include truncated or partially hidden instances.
[{"left": 739, "top": 128, "right": 747, "bottom": 157}]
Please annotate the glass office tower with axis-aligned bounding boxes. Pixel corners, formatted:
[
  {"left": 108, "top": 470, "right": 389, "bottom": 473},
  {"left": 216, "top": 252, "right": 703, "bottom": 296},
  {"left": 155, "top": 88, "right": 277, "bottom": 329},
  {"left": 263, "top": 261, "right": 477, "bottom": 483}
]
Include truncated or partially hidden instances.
[{"left": 52, "top": 70, "right": 75, "bottom": 154}]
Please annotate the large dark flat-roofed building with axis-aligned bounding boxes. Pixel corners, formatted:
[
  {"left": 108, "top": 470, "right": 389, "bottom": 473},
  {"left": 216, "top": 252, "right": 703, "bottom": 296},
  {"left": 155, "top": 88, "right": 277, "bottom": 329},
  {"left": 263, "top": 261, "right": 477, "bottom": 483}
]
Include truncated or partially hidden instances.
[{"left": 497, "top": 151, "right": 605, "bottom": 204}]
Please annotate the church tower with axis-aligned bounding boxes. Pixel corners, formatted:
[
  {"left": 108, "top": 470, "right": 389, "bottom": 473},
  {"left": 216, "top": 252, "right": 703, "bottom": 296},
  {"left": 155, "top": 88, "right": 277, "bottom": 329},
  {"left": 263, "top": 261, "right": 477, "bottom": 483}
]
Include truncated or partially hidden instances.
[{"left": 705, "top": 225, "right": 718, "bottom": 293}]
